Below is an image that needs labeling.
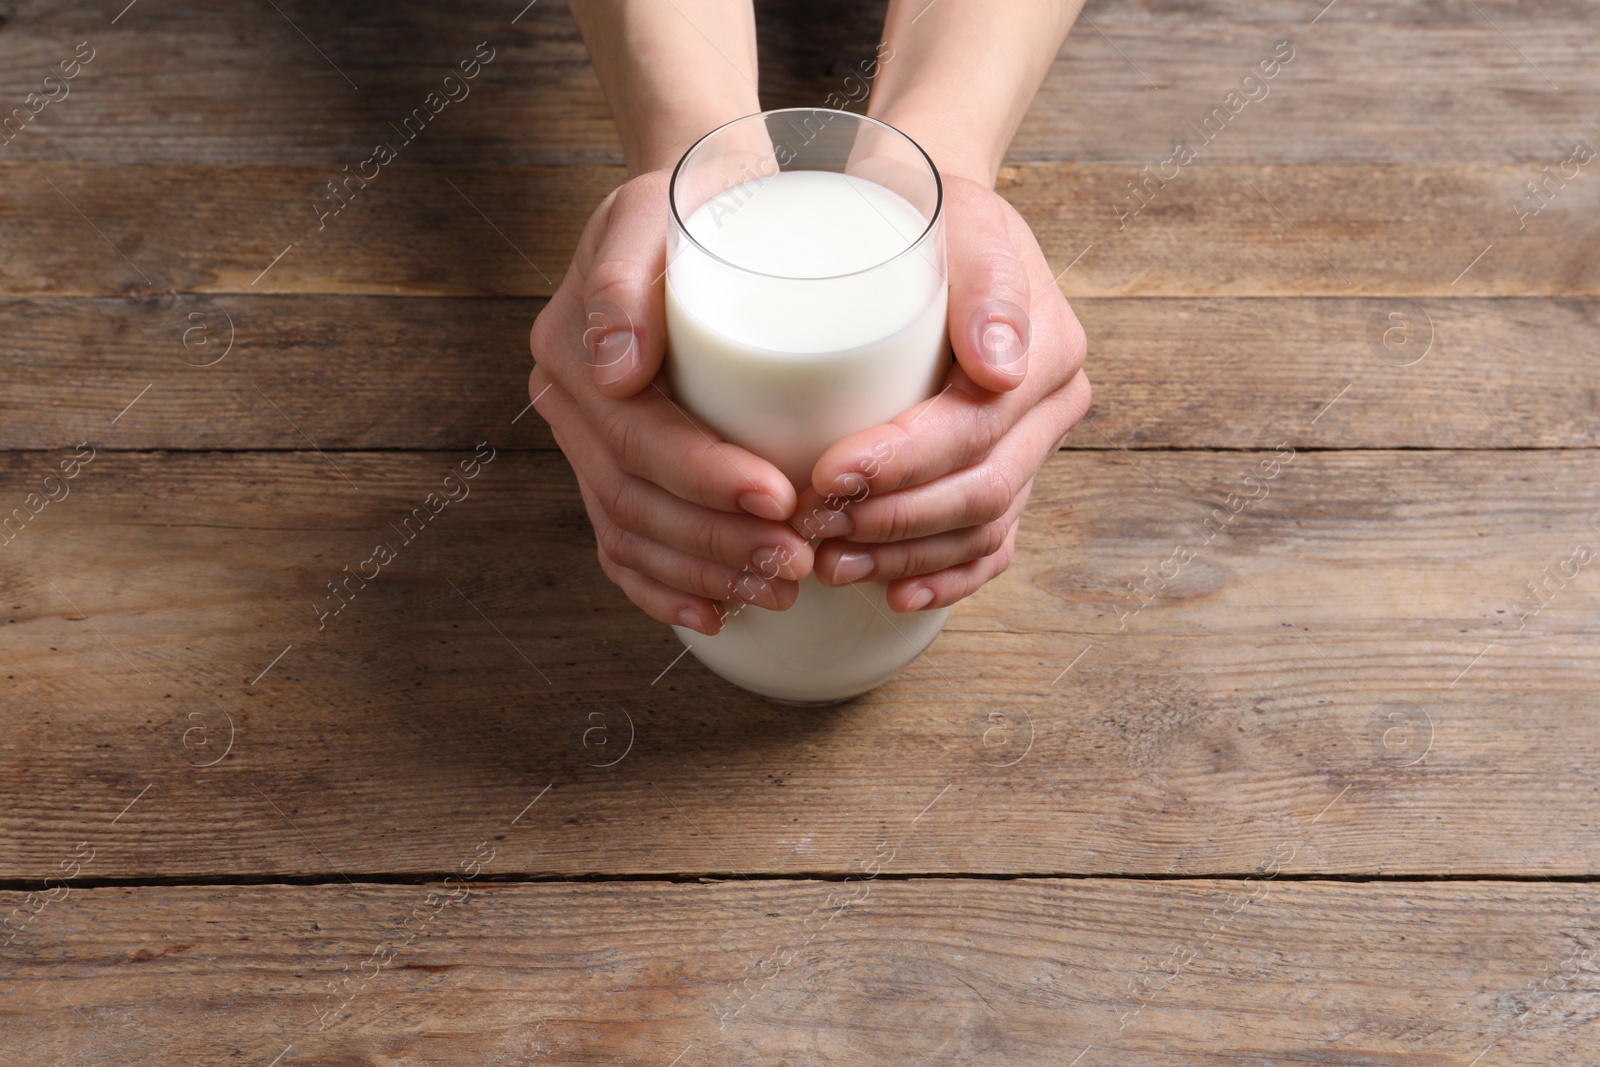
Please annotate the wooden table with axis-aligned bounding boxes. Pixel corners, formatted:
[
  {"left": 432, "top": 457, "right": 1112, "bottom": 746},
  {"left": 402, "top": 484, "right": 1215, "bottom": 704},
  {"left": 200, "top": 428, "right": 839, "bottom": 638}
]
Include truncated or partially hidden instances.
[{"left": 3, "top": 1, "right": 1597, "bottom": 1063}]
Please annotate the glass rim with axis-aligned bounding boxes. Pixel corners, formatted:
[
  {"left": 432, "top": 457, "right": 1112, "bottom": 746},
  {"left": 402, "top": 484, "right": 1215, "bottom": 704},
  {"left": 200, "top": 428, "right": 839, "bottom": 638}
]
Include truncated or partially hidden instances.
[{"left": 667, "top": 107, "right": 944, "bottom": 283}]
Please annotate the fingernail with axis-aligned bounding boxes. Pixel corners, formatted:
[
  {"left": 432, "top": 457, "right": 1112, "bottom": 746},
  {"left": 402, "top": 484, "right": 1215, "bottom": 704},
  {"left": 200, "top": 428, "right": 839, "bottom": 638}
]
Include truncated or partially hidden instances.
[
  {"left": 903, "top": 586, "right": 935, "bottom": 611},
  {"left": 731, "top": 571, "right": 777, "bottom": 610},
  {"left": 830, "top": 551, "right": 873, "bottom": 585},
  {"left": 827, "top": 471, "right": 869, "bottom": 499},
  {"left": 970, "top": 300, "right": 1031, "bottom": 376},
  {"left": 674, "top": 605, "right": 704, "bottom": 631},
  {"left": 589, "top": 329, "right": 637, "bottom": 384},
  {"left": 750, "top": 544, "right": 794, "bottom": 579},
  {"left": 980, "top": 323, "right": 1027, "bottom": 375},
  {"left": 738, "top": 491, "right": 786, "bottom": 521},
  {"left": 798, "top": 504, "right": 852, "bottom": 541}
]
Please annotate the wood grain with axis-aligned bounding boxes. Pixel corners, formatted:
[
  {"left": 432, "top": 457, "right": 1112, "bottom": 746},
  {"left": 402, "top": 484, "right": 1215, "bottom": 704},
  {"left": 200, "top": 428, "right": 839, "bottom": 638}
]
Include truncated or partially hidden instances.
[
  {"left": 3, "top": 295, "right": 1594, "bottom": 451},
  {"left": 0, "top": 0, "right": 1593, "bottom": 164},
  {"left": 1008, "top": 4, "right": 1598, "bottom": 166},
  {"left": 2, "top": 880, "right": 1596, "bottom": 1065},
  {"left": 0, "top": 0, "right": 617, "bottom": 165},
  {"left": 2, "top": 0, "right": 1594, "bottom": 1053},
  {"left": 2, "top": 449, "right": 1594, "bottom": 880},
  {"left": 3, "top": 162, "right": 1593, "bottom": 297},
  {"left": 0, "top": 295, "right": 557, "bottom": 452}
]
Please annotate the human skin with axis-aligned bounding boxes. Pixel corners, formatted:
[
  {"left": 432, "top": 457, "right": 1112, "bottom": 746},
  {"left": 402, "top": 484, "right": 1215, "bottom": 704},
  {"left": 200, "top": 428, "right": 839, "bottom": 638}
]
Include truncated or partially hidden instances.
[{"left": 530, "top": 0, "right": 1091, "bottom": 634}]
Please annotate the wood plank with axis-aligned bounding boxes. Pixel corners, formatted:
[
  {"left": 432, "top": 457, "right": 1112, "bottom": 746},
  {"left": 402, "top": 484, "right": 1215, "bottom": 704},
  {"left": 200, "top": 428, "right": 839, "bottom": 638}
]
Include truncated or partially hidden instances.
[
  {"left": 2, "top": 450, "right": 1595, "bottom": 879},
  {"left": 1083, "top": 0, "right": 1600, "bottom": 20},
  {"left": 1008, "top": 3, "right": 1600, "bottom": 165},
  {"left": 1006, "top": 162, "right": 1600, "bottom": 298},
  {"left": 0, "top": 0, "right": 617, "bottom": 165},
  {"left": 0, "top": 295, "right": 557, "bottom": 453},
  {"left": 0, "top": 0, "right": 1593, "bottom": 164},
  {"left": 3, "top": 295, "right": 1595, "bottom": 451},
  {"left": 2, "top": 163, "right": 1593, "bottom": 298},
  {"left": 2, "top": 880, "right": 1596, "bottom": 1065}
]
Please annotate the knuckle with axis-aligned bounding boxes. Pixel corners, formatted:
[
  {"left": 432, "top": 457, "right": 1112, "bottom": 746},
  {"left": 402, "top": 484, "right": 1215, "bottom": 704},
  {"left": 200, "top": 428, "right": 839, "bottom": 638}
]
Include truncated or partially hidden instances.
[
  {"left": 991, "top": 535, "right": 1017, "bottom": 577},
  {"left": 583, "top": 257, "right": 641, "bottom": 311},
  {"left": 1036, "top": 309, "right": 1087, "bottom": 383},
  {"left": 882, "top": 493, "right": 920, "bottom": 543},
  {"left": 529, "top": 312, "right": 550, "bottom": 355},
  {"left": 529, "top": 368, "right": 557, "bottom": 411},
  {"left": 702, "top": 515, "right": 742, "bottom": 568},
  {"left": 687, "top": 438, "right": 728, "bottom": 504},
  {"left": 973, "top": 246, "right": 1029, "bottom": 303},
  {"left": 619, "top": 170, "right": 670, "bottom": 212},
  {"left": 595, "top": 542, "right": 622, "bottom": 584},
  {"left": 1063, "top": 310, "right": 1088, "bottom": 366},
  {"left": 586, "top": 186, "right": 623, "bottom": 242},
  {"left": 977, "top": 517, "right": 1010, "bottom": 558},
  {"left": 594, "top": 522, "right": 622, "bottom": 563},
  {"left": 608, "top": 530, "right": 647, "bottom": 572},
  {"left": 593, "top": 514, "right": 631, "bottom": 565},
  {"left": 596, "top": 183, "right": 624, "bottom": 215},
  {"left": 980, "top": 462, "right": 1019, "bottom": 523},
  {"left": 598, "top": 406, "right": 643, "bottom": 475},
  {"left": 880, "top": 421, "right": 914, "bottom": 456},
  {"left": 968, "top": 400, "right": 1008, "bottom": 459},
  {"left": 596, "top": 472, "right": 635, "bottom": 528}
]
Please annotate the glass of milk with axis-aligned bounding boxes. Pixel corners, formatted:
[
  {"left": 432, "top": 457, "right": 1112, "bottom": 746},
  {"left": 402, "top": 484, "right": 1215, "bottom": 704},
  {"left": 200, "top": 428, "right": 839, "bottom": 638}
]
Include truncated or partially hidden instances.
[{"left": 665, "top": 108, "right": 952, "bottom": 705}]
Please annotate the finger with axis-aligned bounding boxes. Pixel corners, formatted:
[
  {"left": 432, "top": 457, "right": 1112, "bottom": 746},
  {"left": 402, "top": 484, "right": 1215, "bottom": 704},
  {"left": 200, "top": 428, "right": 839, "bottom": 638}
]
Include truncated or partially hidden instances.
[
  {"left": 579, "top": 477, "right": 799, "bottom": 612},
  {"left": 945, "top": 176, "right": 1033, "bottom": 392},
  {"left": 594, "top": 540, "right": 725, "bottom": 636},
  {"left": 543, "top": 374, "right": 813, "bottom": 579},
  {"left": 613, "top": 472, "right": 814, "bottom": 581},
  {"left": 576, "top": 173, "right": 673, "bottom": 397},
  {"left": 807, "top": 296, "right": 1086, "bottom": 502},
  {"left": 886, "top": 516, "right": 1020, "bottom": 613},
  {"left": 808, "top": 364, "right": 1013, "bottom": 501},
  {"left": 530, "top": 360, "right": 796, "bottom": 521},
  {"left": 815, "top": 477, "right": 1032, "bottom": 586},
  {"left": 814, "top": 369, "right": 1091, "bottom": 544}
]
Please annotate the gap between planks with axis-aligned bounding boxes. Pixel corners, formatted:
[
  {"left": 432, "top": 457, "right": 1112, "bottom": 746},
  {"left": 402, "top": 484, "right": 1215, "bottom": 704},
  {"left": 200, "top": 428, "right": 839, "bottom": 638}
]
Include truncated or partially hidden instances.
[{"left": 4, "top": 871, "right": 1598, "bottom": 892}]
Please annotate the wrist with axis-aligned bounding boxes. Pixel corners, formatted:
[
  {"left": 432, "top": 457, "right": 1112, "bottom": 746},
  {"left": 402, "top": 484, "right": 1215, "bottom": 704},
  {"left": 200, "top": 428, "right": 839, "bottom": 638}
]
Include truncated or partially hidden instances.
[
  {"left": 869, "top": 103, "right": 1004, "bottom": 189},
  {"left": 569, "top": 0, "right": 760, "bottom": 176},
  {"left": 630, "top": 98, "right": 757, "bottom": 175},
  {"left": 863, "top": 0, "right": 1080, "bottom": 189}
]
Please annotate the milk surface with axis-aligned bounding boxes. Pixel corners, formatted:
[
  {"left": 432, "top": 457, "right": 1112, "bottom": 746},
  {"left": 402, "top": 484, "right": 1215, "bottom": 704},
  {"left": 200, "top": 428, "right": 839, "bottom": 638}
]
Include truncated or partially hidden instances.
[{"left": 666, "top": 169, "right": 951, "bottom": 703}]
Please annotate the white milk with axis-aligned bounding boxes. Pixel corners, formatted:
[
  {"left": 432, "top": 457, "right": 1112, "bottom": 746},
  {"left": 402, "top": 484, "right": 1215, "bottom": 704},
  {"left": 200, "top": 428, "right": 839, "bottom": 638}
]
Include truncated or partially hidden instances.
[{"left": 666, "top": 169, "right": 952, "bottom": 704}]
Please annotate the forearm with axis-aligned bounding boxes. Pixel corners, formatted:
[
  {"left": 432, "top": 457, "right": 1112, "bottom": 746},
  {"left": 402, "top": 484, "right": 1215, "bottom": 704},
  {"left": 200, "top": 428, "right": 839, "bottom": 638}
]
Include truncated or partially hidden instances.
[
  {"left": 867, "top": 0, "right": 1083, "bottom": 186},
  {"left": 569, "top": 0, "right": 761, "bottom": 174}
]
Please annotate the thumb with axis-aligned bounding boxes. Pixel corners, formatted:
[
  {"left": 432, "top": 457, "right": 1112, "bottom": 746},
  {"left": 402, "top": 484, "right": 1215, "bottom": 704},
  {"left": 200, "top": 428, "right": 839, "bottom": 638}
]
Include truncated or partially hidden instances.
[
  {"left": 580, "top": 174, "right": 671, "bottom": 398},
  {"left": 945, "top": 181, "right": 1032, "bottom": 392}
]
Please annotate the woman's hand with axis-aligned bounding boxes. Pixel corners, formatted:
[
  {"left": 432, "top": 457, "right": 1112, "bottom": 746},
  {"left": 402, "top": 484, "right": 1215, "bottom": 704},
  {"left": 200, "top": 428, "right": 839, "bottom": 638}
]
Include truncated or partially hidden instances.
[
  {"left": 798, "top": 174, "right": 1091, "bottom": 612},
  {"left": 529, "top": 171, "right": 817, "bottom": 636}
]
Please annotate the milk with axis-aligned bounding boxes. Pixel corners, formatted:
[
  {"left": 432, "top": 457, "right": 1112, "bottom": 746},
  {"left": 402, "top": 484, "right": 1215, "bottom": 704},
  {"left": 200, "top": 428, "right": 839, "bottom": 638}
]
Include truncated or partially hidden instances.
[{"left": 666, "top": 169, "right": 952, "bottom": 704}]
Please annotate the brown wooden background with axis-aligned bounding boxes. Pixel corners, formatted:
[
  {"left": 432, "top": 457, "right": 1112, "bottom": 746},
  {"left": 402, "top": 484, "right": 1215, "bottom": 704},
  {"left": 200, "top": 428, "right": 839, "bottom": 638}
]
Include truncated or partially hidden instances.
[{"left": 1, "top": 0, "right": 1597, "bottom": 1063}]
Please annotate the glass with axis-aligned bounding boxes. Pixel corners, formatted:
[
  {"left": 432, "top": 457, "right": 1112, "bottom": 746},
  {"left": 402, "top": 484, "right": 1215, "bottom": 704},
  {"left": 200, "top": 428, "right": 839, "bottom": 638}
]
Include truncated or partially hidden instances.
[{"left": 665, "top": 108, "right": 951, "bottom": 705}]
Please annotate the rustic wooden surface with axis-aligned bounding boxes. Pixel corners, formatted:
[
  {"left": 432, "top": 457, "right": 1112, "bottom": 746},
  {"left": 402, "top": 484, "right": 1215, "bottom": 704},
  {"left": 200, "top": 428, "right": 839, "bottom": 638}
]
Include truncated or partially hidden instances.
[
  {"left": 3, "top": 162, "right": 1595, "bottom": 297},
  {"left": 1, "top": 449, "right": 1598, "bottom": 880},
  {"left": 5, "top": 296, "right": 1596, "bottom": 450},
  {"left": 3, "top": 881, "right": 1598, "bottom": 1065},
  {"left": 0, "top": 0, "right": 1592, "bottom": 165},
  {"left": 1, "top": 0, "right": 1597, "bottom": 1063}
]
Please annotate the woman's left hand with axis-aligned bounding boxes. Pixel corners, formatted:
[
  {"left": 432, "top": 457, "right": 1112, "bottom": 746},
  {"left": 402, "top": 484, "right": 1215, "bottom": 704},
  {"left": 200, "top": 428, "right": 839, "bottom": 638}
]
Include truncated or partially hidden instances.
[{"left": 795, "top": 173, "right": 1092, "bottom": 612}]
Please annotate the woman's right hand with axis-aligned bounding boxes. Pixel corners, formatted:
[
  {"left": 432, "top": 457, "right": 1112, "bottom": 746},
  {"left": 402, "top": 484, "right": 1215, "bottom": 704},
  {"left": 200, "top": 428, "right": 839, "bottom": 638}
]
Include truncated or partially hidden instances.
[{"left": 529, "top": 171, "right": 816, "bottom": 635}]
